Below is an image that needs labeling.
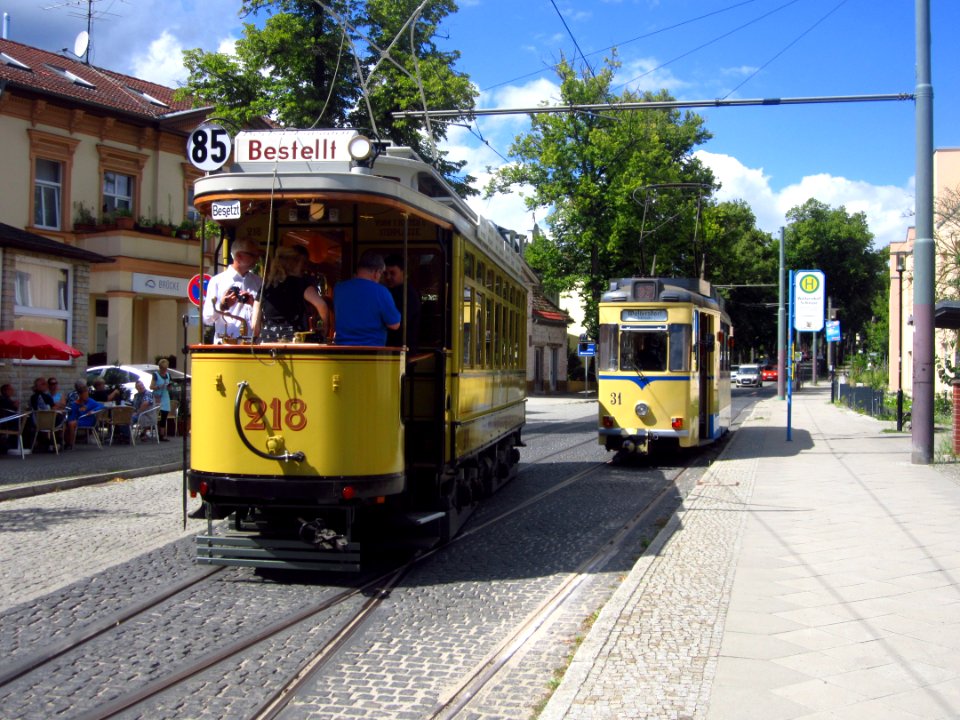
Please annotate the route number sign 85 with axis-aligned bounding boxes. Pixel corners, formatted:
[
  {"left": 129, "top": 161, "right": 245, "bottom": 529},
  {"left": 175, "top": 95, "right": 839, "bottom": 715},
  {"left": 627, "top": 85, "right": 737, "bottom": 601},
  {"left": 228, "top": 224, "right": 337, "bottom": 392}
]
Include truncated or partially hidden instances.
[{"left": 187, "top": 124, "right": 232, "bottom": 172}]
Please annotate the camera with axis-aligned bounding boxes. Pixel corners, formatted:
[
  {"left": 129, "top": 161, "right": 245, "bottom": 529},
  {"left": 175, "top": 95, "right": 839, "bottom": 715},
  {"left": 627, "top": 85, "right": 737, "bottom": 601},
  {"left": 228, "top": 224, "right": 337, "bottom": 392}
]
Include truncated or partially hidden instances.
[{"left": 228, "top": 285, "right": 254, "bottom": 305}]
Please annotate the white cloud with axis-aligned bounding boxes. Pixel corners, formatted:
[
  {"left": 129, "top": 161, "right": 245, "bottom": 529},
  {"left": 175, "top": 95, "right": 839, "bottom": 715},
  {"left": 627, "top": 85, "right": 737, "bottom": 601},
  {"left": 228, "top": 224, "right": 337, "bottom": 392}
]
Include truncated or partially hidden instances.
[
  {"left": 131, "top": 31, "right": 189, "bottom": 87},
  {"left": 695, "top": 150, "right": 914, "bottom": 247}
]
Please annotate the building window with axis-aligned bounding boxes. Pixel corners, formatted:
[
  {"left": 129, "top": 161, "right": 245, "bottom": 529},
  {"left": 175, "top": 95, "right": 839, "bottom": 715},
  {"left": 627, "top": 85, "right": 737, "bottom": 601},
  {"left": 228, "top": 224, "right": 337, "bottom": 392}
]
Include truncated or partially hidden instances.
[
  {"left": 28, "top": 129, "right": 79, "bottom": 231},
  {"left": 34, "top": 159, "right": 62, "bottom": 229},
  {"left": 97, "top": 144, "right": 147, "bottom": 219},
  {"left": 102, "top": 171, "right": 134, "bottom": 214},
  {"left": 14, "top": 258, "right": 73, "bottom": 350}
]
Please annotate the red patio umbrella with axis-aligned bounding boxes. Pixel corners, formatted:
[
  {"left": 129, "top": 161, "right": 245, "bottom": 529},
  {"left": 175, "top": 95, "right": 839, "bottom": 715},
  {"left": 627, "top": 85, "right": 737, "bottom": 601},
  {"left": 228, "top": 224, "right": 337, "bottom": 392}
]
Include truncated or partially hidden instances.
[{"left": 0, "top": 329, "right": 83, "bottom": 361}]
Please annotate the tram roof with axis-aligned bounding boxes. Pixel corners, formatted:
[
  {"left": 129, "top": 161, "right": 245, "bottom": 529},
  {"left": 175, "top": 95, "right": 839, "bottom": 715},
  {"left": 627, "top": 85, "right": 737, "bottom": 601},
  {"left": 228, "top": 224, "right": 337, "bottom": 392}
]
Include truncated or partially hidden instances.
[
  {"left": 601, "top": 277, "right": 726, "bottom": 313},
  {"left": 193, "top": 130, "right": 524, "bottom": 279}
]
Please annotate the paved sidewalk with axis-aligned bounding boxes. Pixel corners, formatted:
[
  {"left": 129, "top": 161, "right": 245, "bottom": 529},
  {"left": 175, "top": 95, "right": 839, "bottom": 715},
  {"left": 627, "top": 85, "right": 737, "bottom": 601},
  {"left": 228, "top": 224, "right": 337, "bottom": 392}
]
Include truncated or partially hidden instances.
[
  {"left": 542, "top": 385, "right": 960, "bottom": 720},
  {"left": 0, "top": 435, "right": 185, "bottom": 501}
]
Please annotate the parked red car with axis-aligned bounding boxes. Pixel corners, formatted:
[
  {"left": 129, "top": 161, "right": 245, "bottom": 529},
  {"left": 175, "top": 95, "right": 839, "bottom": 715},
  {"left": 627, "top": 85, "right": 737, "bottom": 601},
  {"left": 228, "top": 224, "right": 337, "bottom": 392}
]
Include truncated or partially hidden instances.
[{"left": 761, "top": 365, "right": 778, "bottom": 382}]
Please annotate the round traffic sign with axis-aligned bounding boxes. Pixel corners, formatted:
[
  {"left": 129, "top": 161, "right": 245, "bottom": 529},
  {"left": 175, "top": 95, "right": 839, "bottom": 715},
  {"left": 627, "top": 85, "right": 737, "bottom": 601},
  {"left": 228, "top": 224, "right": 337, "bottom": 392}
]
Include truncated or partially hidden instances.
[
  {"left": 188, "top": 274, "right": 211, "bottom": 307},
  {"left": 187, "top": 123, "right": 232, "bottom": 171}
]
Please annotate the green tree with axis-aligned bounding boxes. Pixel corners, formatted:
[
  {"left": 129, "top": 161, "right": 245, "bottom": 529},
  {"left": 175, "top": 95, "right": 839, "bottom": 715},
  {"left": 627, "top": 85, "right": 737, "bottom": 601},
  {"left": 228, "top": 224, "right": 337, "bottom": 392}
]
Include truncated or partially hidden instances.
[
  {"left": 784, "top": 199, "right": 886, "bottom": 361},
  {"left": 701, "top": 201, "right": 779, "bottom": 361},
  {"left": 487, "top": 54, "right": 715, "bottom": 336},
  {"left": 178, "top": 0, "right": 478, "bottom": 195}
]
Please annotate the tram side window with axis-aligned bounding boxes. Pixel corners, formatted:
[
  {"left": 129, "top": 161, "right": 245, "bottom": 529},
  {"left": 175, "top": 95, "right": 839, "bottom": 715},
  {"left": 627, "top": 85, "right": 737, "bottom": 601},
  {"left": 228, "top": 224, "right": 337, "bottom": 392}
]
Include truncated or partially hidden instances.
[
  {"left": 621, "top": 330, "right": 667, "bottom": 372},
  {"left": 463, "top": 286, "right": 474, "bottom": 367},
  {"left": 598, "top": 324, "right": 619, "bottom": 371},
  {"left": 669, "top": 324, "right": 692, "bottom": 372}
]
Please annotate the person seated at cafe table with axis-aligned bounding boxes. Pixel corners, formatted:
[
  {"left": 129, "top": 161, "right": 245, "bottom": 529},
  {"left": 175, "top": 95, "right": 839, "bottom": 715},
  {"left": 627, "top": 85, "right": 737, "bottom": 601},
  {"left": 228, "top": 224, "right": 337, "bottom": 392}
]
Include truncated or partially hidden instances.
[
  {"left": 90, "top": 378, "right": 121, "bottom": 404},
  {"left": 0, "top": 383, "right": 22, "bottom": 453},
  {"left": 64, "top": 386, "right": 105, "bottom": 450},
  {"left": 47, "top": 377, "right": 68, "bottom": 410},
  {"left": 132, "top": 379, "right": 155, "bottom": 417}
]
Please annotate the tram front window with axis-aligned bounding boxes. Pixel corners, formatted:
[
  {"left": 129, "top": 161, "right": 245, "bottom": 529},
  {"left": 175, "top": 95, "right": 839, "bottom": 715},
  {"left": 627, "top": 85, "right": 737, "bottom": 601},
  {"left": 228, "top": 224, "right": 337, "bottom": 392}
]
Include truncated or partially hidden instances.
[{"left": 621, "top": 330, "right": 667, "bottom": 372}]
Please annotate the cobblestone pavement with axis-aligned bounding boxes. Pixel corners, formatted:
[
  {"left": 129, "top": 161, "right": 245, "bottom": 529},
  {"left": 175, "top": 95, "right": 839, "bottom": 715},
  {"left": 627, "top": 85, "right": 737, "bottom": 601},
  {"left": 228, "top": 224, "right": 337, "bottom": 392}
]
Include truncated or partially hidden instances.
[
  {"left": 0, "top": 470, "right": 202, "bottom": 613},
  {"left": 0, "top": 395, "right": 749, "bottom": 720}
]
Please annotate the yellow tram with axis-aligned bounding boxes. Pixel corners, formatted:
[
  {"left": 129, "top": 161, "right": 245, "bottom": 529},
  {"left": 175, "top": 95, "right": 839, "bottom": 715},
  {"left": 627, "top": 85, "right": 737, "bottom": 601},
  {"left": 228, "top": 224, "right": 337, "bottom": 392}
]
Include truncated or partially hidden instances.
[
  {"left": 596, "top": 277, "right": 732, "bottom": 457},
  {"left": 187, "top": 129, "right": 526, "bottom": 570}
]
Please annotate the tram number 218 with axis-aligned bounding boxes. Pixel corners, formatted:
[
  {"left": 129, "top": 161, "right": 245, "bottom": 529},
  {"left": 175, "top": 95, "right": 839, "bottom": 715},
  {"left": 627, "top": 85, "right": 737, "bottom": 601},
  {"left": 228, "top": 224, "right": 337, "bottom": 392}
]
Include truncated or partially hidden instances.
[{"left": 243, "top": 397, "right": 308, "bottom": 431}]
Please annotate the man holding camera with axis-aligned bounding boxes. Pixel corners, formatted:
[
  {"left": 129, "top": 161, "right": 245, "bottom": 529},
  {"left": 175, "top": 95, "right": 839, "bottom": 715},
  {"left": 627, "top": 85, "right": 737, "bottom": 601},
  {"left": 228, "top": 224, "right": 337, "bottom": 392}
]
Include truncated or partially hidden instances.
[{"left": 202, "top": 237, "right": 263, "bottom": 343}]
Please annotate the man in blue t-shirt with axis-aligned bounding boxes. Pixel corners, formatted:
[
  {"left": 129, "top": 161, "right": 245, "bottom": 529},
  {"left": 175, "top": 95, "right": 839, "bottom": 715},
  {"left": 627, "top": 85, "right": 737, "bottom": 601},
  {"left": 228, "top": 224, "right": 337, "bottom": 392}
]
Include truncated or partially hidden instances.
[{"left": 334, "top": 251, "right": 401, "bottom": 346}]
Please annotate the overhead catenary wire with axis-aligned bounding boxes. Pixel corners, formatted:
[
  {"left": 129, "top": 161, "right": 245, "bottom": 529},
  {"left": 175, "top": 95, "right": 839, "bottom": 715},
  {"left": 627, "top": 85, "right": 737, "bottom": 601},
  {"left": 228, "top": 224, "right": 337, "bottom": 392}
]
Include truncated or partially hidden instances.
[
  {"left": 548, "top": 0, "right": 595, "bottom": 79},
  {"left": 481, "top": 0, "right": 759, "bottom": 92},
  {"left": 721, "top": 0, "right": 852, "bottom": 100},
  {"left": 614, "top": 0, "right": 803, "bottom": 93},
  {"left": 392, "top": 93, "right": 914, "bottom": 120}
]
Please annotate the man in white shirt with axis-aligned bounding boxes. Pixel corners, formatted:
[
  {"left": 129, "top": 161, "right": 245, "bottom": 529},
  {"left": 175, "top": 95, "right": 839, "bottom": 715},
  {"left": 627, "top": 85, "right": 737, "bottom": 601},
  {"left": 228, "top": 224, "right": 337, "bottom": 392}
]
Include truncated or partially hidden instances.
[{"left": 202, "top": 237, "right": 263, "bottom": 343}]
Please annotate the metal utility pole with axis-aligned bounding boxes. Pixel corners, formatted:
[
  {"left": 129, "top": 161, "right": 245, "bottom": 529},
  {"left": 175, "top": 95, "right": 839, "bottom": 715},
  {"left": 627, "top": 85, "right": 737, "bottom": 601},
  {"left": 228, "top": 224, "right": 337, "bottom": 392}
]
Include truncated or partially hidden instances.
[
  {"left": 896, "top": 254, "right": 906, "bottom": 432},
  {"left": 912, "top": 0, "right": 934, "bottom": 463},
  {"left": 777, "top": 228, "right": 786, "bottom": 400}
]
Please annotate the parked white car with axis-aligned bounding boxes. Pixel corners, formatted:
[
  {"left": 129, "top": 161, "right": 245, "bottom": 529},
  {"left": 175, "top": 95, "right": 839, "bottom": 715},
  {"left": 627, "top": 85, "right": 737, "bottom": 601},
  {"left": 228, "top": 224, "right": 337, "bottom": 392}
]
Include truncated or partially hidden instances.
[{"left": 84, "top": 364, "right": 188, "bottom": 403}]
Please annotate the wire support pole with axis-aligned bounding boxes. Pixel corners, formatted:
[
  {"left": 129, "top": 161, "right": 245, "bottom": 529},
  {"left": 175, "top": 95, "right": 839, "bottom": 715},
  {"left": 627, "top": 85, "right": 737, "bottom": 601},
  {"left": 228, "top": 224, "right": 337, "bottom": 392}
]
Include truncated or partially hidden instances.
[{"left": 393, "top": 93, "right": 915, "bottom": 119}]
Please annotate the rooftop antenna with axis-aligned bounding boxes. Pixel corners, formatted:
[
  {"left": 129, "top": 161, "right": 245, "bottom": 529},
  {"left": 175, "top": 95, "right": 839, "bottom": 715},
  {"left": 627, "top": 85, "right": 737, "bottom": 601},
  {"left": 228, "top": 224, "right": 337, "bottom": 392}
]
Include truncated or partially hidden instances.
[{"left": 46, "top": 0, "right": 120, "bottom": 65}]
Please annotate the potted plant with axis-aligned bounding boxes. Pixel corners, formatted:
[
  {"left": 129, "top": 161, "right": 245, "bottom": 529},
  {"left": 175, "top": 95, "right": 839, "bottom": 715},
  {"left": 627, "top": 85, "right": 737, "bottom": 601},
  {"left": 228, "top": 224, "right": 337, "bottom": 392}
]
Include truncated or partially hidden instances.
[
  {"left": 136, "top": 215, "right": 156, "bottom": 233},
  {"left": 176, "top": 219, "right": 197, "bottom": 239},
  {"left": 112, "top": 208, "right": 135, "bottom": 230},
  {"left": 155, "top": 217, "right": 174, "bottom": 236},
  {"left": 73, "top": 201, "right": 98, "bottom": 232}
]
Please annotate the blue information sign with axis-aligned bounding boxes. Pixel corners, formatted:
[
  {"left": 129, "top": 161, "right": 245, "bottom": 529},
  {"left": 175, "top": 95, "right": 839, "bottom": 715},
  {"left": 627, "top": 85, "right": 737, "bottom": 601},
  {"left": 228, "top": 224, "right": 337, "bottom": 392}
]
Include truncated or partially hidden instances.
[
  {"left": 578, "top": 342, "right": 596, "bottom": 357},
  {"left": 825, "top": 320, "right": 841, "bottom": 343}
]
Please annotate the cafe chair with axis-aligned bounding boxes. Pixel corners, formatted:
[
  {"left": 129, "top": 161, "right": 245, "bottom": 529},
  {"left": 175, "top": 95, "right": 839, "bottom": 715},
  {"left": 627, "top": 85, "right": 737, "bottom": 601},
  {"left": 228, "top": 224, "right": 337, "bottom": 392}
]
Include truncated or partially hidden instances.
[
  {"left": 75, "top": 408, "right": 107, "bottom": 449},
  {"left": 107, "top": 405, "right": 135, "bottom": 446},
  {"left": 31, "top": 409, "right": 64, "bottom": 455},
  {"left": 134, "top": 404, "right": 161, "bottom": 444},
  {"left": 0, "top": 411, "right": 31, "bottom": 459}
]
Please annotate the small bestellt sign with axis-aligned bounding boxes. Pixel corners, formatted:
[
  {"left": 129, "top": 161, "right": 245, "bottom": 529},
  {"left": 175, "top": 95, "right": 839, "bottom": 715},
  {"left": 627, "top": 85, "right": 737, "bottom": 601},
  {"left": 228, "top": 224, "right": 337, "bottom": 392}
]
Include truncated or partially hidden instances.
[{"left": 794, "top": 270, "right": 825, "bottom": 331}]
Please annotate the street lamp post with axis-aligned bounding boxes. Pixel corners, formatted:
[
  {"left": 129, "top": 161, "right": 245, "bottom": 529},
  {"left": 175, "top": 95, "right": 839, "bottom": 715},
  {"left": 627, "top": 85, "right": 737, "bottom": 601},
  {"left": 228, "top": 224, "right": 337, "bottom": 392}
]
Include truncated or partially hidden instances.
[{"left": 897, "top": 253, "right": 905, "bottom": 432}]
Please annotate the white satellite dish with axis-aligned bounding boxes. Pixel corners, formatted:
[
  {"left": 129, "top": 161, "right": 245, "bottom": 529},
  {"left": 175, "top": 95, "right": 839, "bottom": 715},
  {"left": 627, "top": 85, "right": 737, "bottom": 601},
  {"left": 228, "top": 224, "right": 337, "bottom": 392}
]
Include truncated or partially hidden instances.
[{"left": 73, "top": 30, "right": 89, "bottom": 59}]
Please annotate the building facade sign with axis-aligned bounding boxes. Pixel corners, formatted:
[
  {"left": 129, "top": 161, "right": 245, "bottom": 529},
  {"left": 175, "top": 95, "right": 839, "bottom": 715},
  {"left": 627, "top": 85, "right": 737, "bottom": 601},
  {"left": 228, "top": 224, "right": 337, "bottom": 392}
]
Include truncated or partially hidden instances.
[{"left": 133, "top": 272, "right": 189, "bottom": 298}]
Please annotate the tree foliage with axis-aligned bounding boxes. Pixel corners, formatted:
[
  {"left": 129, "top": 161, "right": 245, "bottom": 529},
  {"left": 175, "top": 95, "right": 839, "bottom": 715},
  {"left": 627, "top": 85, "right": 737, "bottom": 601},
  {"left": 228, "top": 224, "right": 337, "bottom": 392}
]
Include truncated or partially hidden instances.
[
  {"left": 934, "top": 185, "right": 960, "bottom": 301},
  {"left": 700, "top": 201, "right": 779, "bottom": 361},
  {"left": 486, "top": 54, "right": 715, "bottom": 335},
  {"left": 177, "top": 0, "right": 478, "bottom": 195},
  {"left": 784, "top": 199, "right": 886, "bottom": 360}
]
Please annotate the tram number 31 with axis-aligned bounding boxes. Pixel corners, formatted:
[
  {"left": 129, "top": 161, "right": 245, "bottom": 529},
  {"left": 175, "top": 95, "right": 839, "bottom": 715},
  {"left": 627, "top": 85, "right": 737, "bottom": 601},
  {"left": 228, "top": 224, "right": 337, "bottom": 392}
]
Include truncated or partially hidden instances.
[{"left": 244, "top": 397, "right": 307, "bottom": 431}]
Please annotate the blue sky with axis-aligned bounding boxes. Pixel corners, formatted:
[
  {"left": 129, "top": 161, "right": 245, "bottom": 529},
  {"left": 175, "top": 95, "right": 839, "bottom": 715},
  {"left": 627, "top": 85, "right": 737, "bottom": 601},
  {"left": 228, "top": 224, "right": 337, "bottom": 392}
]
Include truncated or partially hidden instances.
[{"left": 3, "top": 0, "right": 956, "bottom": 248}]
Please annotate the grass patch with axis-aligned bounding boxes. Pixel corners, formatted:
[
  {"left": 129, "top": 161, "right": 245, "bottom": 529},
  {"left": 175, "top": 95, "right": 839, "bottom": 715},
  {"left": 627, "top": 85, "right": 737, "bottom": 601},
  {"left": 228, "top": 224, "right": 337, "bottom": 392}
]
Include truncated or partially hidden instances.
[{"left": 531, "top": 610, "right": 601, "bottom": 717}]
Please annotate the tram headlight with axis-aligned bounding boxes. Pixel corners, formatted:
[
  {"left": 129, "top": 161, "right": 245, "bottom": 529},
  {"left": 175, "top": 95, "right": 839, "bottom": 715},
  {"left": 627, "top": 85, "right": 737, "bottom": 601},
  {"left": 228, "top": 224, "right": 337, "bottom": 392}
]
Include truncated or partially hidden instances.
[
  {"left": 635, "top": 402, "right": 650, "bottom": 419},
  {"left": 347, "top": 134, "right": 374, "bottom": 161}
]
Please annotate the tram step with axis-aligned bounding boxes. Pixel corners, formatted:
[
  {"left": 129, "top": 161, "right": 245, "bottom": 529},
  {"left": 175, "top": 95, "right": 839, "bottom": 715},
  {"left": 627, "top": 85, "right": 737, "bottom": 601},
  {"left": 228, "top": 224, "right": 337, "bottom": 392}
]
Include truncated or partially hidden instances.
[
  {"left": 405, "top": 511, "right": 446, "bottom": 526},
  {"left": 195, "top": 534, "right": 361, "bottom": 572}
]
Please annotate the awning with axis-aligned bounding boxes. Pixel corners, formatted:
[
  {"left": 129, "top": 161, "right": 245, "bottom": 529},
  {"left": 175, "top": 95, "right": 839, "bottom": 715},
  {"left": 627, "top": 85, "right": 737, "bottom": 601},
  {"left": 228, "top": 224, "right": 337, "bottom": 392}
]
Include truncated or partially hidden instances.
[
  {"left": 0, "top": 222, "right": 113, "bottom": 263},
  {"left": 934, "top": 300, "right": 960, "bottom": 330}
]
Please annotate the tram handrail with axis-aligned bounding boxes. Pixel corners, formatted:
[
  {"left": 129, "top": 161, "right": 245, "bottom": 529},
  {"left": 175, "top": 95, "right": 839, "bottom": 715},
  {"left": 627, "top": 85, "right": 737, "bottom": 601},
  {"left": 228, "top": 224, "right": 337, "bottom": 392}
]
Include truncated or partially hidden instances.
[{"left": 233, "top": 380, "right": 306, "bottom": 463}]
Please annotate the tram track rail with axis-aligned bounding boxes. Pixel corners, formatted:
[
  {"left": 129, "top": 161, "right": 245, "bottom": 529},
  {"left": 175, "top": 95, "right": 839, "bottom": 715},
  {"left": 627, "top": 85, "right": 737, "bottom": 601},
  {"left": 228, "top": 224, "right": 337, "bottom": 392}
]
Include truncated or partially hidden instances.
[
  {"left": 21, "top": 448, "right": 609, "bottom": 720},
  {"left": 429, "top": 461, "right": 696, "bottom": 719},
  {"left": 3, "top": 409, "right": 714, "bottom": 720},
  {"left": 0, "top": 565, "right": 223, "bottom": 689}
]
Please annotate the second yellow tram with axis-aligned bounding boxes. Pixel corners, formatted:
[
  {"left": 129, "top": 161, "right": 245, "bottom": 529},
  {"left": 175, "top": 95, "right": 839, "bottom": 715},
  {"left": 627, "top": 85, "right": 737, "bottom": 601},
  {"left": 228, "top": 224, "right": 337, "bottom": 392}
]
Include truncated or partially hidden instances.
[{"left": 596, "top": 277, "right": 732, "bottom": 457}]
